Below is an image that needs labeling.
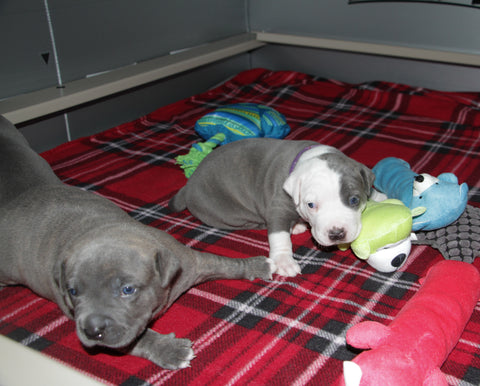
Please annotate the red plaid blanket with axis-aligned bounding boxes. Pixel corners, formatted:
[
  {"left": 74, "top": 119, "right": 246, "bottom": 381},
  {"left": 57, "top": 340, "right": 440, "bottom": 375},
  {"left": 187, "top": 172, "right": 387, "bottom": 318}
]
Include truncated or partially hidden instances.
[{"left": 1, "top": 68, "right": 479, "bottom": 385}]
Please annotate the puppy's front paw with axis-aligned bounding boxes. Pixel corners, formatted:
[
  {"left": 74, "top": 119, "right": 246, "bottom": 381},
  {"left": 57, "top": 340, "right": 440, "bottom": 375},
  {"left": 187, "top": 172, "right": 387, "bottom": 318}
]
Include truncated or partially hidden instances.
[
  {"left": 272, "top": 253, "right": 301, "bottom": 277},
  {"left": 158, "top": 334, "right": 195, "bottom": 370},
  {"left": 267, "top": 258, "right": 277, "bottom": 277},
  {"left": 243, "top": 256, "right": 276, "bottom": 280},
  {"left": 131, "top": 330, "right": 195, "bottom": 370},
  {"left": 291, "top": 221, "right": 309, "bottom": 235}
]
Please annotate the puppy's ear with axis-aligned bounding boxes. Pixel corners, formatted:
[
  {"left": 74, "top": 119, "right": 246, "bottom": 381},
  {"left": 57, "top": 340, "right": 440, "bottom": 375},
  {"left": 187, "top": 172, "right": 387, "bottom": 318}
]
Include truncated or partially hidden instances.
[
  {"left": 361, "top": 166, "right": 375, "bottom": 195},
  {"left": 52, "top": 259, "right": 74, "bottom": 318},
  {"left": 155, "top": 247, "right": 181, "bottom": 288},
  {"left": 283, "top": 172, "right": 302, "bottom": 205}
]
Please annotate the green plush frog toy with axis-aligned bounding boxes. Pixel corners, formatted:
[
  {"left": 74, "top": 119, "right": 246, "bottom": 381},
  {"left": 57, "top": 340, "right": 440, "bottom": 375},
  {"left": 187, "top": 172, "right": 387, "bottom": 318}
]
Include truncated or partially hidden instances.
[{"left": 340, "top": 199, "right": 425, "bottom": 273}]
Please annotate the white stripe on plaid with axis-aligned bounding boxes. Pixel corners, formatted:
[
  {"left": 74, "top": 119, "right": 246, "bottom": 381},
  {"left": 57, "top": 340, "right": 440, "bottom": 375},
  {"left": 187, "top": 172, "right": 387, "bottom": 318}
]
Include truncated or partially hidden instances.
[
  {"left": 21, "top": 315, "right": 69, "bottom": 346},
  {"left": 0, "top": 298, "right": 43, "bottom": 323}
]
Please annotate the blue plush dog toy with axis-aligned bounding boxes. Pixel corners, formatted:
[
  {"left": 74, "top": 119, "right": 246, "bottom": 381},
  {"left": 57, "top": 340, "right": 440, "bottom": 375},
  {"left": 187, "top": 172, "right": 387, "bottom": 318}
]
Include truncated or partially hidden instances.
[{"left": 372, "top": 157, "right": 468, "bottom": 231}]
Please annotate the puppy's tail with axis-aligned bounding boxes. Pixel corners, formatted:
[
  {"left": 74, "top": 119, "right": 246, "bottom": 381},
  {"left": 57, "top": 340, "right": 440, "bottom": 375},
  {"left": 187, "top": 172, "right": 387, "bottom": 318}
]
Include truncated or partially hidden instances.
[{"left": 168, "top": 187, "right": 187, "bottom": 212}]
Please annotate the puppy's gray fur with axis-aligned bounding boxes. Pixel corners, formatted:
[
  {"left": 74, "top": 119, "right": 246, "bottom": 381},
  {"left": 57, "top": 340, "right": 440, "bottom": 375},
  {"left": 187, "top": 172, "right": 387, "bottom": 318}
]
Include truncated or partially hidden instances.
[{"left": 0, "top": 116, "right": 273, "bottom": 369}]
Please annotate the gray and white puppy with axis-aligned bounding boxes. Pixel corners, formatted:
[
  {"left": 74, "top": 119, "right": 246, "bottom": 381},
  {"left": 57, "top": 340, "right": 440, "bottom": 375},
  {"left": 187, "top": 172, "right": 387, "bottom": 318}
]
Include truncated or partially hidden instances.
[
  {"left": 170, "top": 138, "right": 374, "bottom": 277},
  {"left": 0, "top": 116, "right": 274, "bottom": 370}
]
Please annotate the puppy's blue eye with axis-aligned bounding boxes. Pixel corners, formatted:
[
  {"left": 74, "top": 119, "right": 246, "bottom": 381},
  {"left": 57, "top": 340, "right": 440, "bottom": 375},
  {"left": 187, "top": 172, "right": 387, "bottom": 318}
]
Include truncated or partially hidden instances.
[
  {"left": 349, "top": 196, "right": 360, "bottom": 207},
  {"left": 68, "top": 288, "right": 77, "bottom": 297},
  {"left": 307, "top": 202, "right": 315, "bottom": 209},
  {"left": 122, "top": 286, "right": 136, "bottom": 296}
]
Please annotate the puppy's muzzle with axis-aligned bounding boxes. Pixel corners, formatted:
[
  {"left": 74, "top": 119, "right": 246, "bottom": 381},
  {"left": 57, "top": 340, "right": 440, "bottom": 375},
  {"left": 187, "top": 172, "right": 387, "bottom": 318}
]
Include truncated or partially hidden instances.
[
  {"left": 328, "top": 227, "right": 346, "bottom": 242},
  {"left": 83, "top": 314, "right": 113, "bottom": 341}
]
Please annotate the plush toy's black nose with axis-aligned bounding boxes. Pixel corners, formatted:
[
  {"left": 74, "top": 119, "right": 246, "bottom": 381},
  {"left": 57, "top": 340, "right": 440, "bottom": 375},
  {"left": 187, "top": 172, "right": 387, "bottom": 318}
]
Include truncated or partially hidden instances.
[
  {"left": 83, "top": 314, "right": 112, "bottom": 341},
  {"left": 392, "top": 253, "right": 407, "bottom": 268},
  {"left": 415, "top": 175, "right": 424, "bottom": 183},
  {"left": 329, "top": 227, "right": 346, "bottom": 242}
]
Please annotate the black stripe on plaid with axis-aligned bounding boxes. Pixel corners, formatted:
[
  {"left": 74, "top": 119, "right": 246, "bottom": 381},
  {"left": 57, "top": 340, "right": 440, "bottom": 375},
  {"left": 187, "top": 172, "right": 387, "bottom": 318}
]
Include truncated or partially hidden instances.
[
  {"left": 293, "top": 245, "right": 337, "bottom": 275},
  {"left": 305, "top": 320, "right": 356, "bottom": 361},
  {"left": 213, "top": 290, "right": 281, "bottom": 329},
  {"left": 7, "top": 327, "right": 53, "bottom": 351},
  {"left": 182, "top": 226, "right": 235, "bottom": 246},
  {"left": 128, "top": 202, "right": 171, "bottom": 225},
  {"left": 361, "top": 270, "right": 419, "bottom": 300},
  {"left": 463, "top": 366, "right": 480, "bottom": 384},
  {"left": 420, "top": 121, "right": 470, "bottom": 155},
  {"left": 119, "top": 376, "right": 153, "bottom": 386}
]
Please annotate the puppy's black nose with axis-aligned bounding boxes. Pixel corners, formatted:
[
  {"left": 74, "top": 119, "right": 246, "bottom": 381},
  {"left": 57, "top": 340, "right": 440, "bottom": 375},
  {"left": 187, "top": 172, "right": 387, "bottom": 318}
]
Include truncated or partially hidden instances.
[
  {"left": 329, "top": 227, "right": 346, "bottom": 242},
  {"left": 83, "top": 314, "right": 112, "bottom": 341}
]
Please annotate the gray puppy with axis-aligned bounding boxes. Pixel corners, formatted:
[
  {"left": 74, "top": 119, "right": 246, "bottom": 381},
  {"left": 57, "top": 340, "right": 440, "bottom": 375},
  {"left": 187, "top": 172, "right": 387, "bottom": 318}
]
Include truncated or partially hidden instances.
[
  {"left": 170, "top": 138, "right": 374, "bottom": 277},
  {"left": 0, "top": 116, "right": 274, "bottom": 370}
]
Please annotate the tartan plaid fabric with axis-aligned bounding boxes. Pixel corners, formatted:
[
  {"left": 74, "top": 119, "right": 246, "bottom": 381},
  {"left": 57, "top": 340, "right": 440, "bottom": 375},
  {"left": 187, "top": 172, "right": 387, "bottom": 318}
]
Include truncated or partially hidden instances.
[{"left": 1, "top": 68, "right": 479, "bottom": 385}]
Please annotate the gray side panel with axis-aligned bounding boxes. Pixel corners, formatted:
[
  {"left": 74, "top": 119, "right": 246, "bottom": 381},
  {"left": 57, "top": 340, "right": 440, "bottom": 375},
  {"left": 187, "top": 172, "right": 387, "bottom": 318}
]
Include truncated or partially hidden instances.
[
  {"left": 0, "top": 1, "right": 57, "bottom": 98},
  {"left": 19, "top": 115, "right": 70, "bottom": 154},
  {"left": 248, "top": 0, "right": 480, "bottom": 56},
  {"left": 1, "top": 0, "right": 247, "bottom": 99},
  {"left": 251, "top": 44, "right": 480, "bottom": 91},
  {"left": 48, "top": 0, "right": 247, "bottom": 83},
  {"left": 18, "top": 55, "right": 250, "bottom": 153}
]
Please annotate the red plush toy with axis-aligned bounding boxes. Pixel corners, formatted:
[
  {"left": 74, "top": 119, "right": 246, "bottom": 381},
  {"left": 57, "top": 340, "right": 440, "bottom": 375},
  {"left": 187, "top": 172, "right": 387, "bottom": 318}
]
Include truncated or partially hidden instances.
[{"left": 340, "top": 260, "right": 480, "bottom": 386}]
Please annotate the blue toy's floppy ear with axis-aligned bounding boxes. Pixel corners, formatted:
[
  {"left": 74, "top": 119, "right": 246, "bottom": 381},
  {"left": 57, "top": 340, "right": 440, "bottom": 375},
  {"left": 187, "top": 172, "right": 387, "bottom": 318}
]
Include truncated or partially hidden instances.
[
  {"left": 459, "top": 182, "right": 469, "bottom": 204},
  {"left": 437, "top": 173, "right": 458, "bottom": 184},
  {"left": 372, "top": 157, "right": 416, "bottom": 207}
]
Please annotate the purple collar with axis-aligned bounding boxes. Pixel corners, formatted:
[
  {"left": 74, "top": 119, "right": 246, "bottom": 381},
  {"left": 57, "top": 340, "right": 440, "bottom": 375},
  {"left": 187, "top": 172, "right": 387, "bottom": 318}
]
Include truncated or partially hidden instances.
[{"left": 289, "top": 144, "right": 320, "bottom": 174}]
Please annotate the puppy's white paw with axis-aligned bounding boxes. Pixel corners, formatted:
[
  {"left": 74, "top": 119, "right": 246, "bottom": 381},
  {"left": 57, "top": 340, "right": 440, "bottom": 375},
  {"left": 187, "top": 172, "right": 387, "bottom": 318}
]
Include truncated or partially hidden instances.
[
  {"left": 291, "top": 221, "right": 309, "bottom": 235},
  {"left": 268, "top": 231, "right": 300, "bottom": 277},
  {"left": 267, "top": 258, "right": 277, "bottom": 276},
  {"left": 272, "top": 253, "right": 301, "bottom": 277},
  {"left": 370, "top": 189, "right": 388, "bottom": 202}
]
